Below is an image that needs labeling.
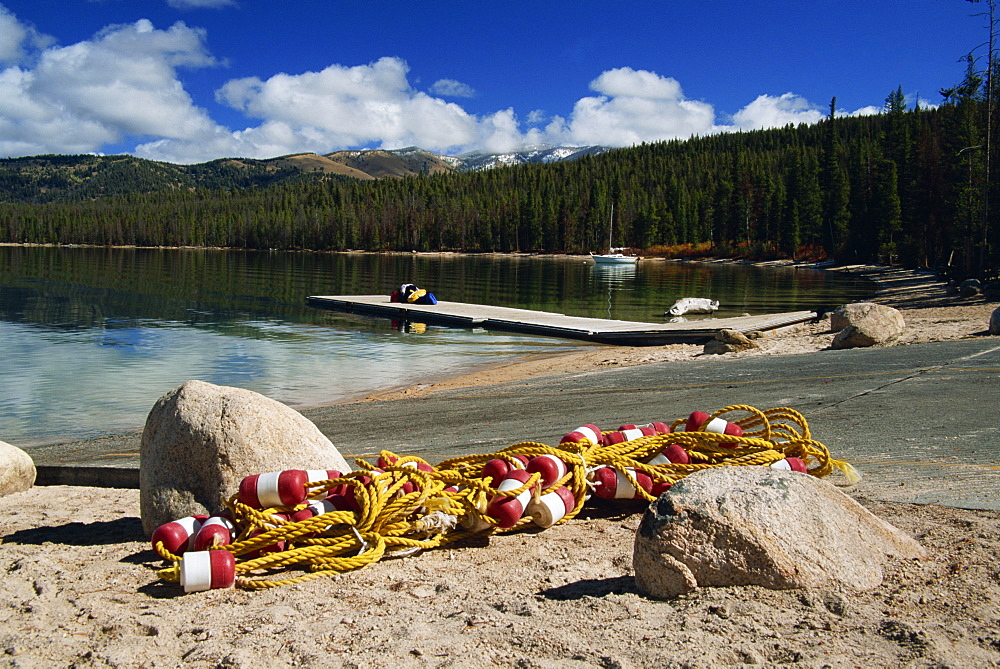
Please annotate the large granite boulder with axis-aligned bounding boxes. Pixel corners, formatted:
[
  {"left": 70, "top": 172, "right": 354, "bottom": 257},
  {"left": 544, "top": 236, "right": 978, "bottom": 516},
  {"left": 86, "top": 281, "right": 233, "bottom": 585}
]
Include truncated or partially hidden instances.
[
  {"left": 703, "top": 329, "right": 759, "bottom": 355},
  {"left": 990, "top": 306, "right": 1000, "bottom": 335},
  {"left": 829, "top": 302, "right": 905, "bottom": 349},
  {"left": 0, "top": 440, "right": 36, "bottom": 497},
  {"left": 633, "top": 467, "right": 925, "bottom": 599},
  {"left": 140, "top": 380, "right": 350, "bottom": 536}
]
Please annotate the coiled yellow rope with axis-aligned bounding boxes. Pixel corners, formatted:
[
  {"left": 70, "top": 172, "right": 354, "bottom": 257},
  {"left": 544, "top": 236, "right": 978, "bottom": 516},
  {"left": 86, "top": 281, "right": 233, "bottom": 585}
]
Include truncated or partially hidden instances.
[{"left": 153, "top": 405, "right": 858, "bottom": 591}]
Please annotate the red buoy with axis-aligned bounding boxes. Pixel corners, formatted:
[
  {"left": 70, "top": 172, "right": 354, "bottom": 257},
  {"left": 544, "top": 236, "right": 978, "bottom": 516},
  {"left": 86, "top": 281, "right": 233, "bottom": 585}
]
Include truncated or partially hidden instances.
[
  {"left": 648, "top": 443, "right": 691, "bottom": 466},
  {"left": 238, "top": 470, "right": 309, "bottom": 509},
  {"left": 486, "top": 469, "right": 534, "bottom": 528},
  {"left": 603, "top": 426, "right": 656, "bottom": 445},
  {"left": 590, "top": 466, "right": 653, "bottom": 499},
  {"left": 685, "top": 411, "right": 743, "bottom": 447},
  {"left": 377, "top": 455, "right": 434, "bottom": 473},
  {"left": 151, "top": 515, "right": 208, "bottom": 556},
  {"left": 480, "top": 455, "right": 528, "bottom": 485},
  {"left": 771, "top": 457, "right": 808, "bottom": 473},
  {"left": 192, "top": 515, "right": 236, "bottom": 551},
  {"left": 649, "top": 480, "right": 672, "bottom": 496},
  {"left": 527, "top": 486, "right": 576, "bottom": 527},
  {"left": 180, "top": 550, "right": 236, "bottom": 593},
  {"left": 559, "top": 424, "right": 602, "bottom": 446},
  {"left": 525, "top": 454, "right": 568, "bottom": 489}
]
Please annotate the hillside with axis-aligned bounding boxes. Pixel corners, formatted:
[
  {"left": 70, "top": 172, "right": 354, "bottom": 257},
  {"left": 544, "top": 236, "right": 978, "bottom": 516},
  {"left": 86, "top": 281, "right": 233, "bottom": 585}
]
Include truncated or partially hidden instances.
[
  {"left": 324, "top": 147, "right": 457, "bottom": 178},
  {"left": 0, "top": 153, "right": 335, "bottom": 204},
  {"left": 0, "top": 145, "right": 607, "bottom": 204},
  {"left": 0, "top": 97, "right": 996, "bottom": 276}
]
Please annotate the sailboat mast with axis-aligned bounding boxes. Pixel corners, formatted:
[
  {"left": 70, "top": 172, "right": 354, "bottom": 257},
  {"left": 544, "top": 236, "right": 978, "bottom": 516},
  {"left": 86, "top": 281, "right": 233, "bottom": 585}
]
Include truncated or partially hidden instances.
[{"left": 608, "top": 203, "right": 614, "bottom": 253}]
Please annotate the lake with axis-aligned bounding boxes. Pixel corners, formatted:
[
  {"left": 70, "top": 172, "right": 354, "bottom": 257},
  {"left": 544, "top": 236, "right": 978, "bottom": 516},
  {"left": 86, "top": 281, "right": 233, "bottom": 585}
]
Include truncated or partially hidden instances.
[{"left": 0, "top": 246, "right": 876, "bottom": 447}]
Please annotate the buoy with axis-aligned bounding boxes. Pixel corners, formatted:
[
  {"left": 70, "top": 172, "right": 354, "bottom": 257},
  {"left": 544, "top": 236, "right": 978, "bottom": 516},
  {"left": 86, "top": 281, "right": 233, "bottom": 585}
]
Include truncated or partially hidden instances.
[
  {"left": 305, "top": 469, "right": 342, "bottom": 483},
  {"left": 192, "top": 515, "right": 236, "bottom": 551},
  {"left": 151, "top": 515, "right": 208, "bottom": 556},
  {"left": 245, "top": 512, "right": 289, "bottom": 558},
  {"left": 685, "top": 411, "right": 743, "bottom": 447},
  {"left": 649, "top": 480, "right": 672, "bottom": 496},
  {"left": 559, "top": 424, "right": 602, "bottom": 446},
  {"left": 376, "top": 455, "right": 434, "bottom": 472},
  {"left": 770, "top": 457, "right": 808, "bottom": 473},
  {"left": 525, "top": 454, "right": 568, "bottom": 489},
  {"left": 619, "top": 422, "right": 670, "bottom": 435},
  {"left": 590, "top": 466, "right": 653, "bottom": 499},
  {"left": 526, "top": 486, "right": 576, "bottom": 528},
  {"left": 603, "top": 426, "right": 656, "bottom": 445},
  {"left": 647, "top": 443, "right": 691, "bottom": 466},
  {"left": 377, "top": 456, "right": 434, "bottom": 494},
  {"left": 480, "top": 455, "right": 528, "bottom": 484},
  {"left": 486, "top": 469, "right": 534, "bottom": 528},
  {"left": 288, "top": 497, "right": 353, "bottom": 536},
  {"left": 290, "top": 498, "right": 337, "bottom": 524},
  {"left": 179, "top": 550, "right": 236, "bottom": 593},
  {"left": 238, "top": 470, "right": 309, "bottom": 509}
]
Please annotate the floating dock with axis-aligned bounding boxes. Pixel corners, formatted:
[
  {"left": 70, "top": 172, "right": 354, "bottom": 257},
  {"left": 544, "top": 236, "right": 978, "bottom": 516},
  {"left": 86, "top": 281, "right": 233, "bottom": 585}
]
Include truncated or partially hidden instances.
[{"left": 307, "top": 295, "right": 816, "bottom": 346}]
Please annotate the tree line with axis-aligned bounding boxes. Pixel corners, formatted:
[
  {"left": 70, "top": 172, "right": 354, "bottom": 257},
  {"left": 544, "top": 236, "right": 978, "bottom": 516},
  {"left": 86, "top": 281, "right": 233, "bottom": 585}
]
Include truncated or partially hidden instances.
[{"left": 0, "top": 79, "right": 996, "bottom": 277}]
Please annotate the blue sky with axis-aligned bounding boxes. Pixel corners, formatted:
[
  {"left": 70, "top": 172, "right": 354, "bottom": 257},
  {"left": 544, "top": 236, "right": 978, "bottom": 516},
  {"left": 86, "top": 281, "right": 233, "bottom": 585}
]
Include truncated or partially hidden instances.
[{"left": 0, "top": 0, "right": 990, "bottom": 164}]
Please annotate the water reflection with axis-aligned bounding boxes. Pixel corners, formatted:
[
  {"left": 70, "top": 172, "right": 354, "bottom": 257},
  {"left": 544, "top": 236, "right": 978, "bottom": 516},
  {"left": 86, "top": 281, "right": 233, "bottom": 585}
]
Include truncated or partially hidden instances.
[
  {"left": 590, "top": 263, "right": 637, "bottom": 319},
  {"left": 0, "top": 247, "right": 876, "bottom": 447}
]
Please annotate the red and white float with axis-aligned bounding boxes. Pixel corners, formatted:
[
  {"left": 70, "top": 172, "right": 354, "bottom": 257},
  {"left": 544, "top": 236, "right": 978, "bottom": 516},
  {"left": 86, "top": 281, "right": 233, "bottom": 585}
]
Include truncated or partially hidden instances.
[
  {"left": 486, "top": 469, "right": 534, "bottom": 528},
  {"left": 238, "top": 470, "right": 309, "bottom": 509},
  {"left": 526, "top": 486, "right": 576, "bottom": 528},
  {"left": 179, "top": 550, "right": 236, "bottom": 593},
  {"left": 192, "top": 515, "right": 236, "bottom": 551},
  {"left": 151, "top": 514, "right": 208, "bottom": 556}
]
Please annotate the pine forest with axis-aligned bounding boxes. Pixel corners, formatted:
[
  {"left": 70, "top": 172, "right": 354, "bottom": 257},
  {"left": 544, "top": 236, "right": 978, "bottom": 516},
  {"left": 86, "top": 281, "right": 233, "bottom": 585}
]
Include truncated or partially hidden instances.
[{"left": 0, "top": 80, "right": 997, "bottom": 279}]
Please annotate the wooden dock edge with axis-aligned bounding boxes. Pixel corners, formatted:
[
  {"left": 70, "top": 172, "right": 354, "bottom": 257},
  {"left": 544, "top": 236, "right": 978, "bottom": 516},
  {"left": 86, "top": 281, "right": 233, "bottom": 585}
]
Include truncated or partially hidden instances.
[{"left": 306, "top": 296, "right": 816, "bottom": 346}]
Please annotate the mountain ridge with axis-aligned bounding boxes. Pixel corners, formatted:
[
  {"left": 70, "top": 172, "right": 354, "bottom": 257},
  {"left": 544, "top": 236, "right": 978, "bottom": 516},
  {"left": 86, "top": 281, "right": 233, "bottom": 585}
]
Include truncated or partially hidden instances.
[{"left": 0, "top": 145, "right": 609, "bottom": 203}]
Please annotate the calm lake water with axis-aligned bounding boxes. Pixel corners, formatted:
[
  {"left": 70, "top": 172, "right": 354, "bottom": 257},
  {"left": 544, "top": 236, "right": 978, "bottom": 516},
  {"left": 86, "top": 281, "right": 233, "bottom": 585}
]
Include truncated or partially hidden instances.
[{"left": 0, "top": 246, "right": 876, "bottom": 447}]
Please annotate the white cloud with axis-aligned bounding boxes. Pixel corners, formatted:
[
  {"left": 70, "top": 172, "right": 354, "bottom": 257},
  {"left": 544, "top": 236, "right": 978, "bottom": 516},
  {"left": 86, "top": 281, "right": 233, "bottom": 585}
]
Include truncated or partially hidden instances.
[
  {"left": 141, "top": 57, "right": 481, "bottom": 160},
  {"left": 428, "top": 78, "right": 476, "bottom": 98},
  {"left": 0, "top": 8, "right": 872, "bottom": 164},
  {"left": 726, "top": 92, "right": 825, "bottom": 130},
  {"left": 0, "top": 5, "right": 53, "bottom": 65},
  {"left": 848, "top": 105, "right": 881, "bottom": 117},
  {"left": 549, "top": 67, "right": 715, "bottom": 146},
  {"left": 0, "top": 14, "right": 222, "bottom": 158},
  {"left": 526, "top": 109, "right": 546, "bottom": 125}
]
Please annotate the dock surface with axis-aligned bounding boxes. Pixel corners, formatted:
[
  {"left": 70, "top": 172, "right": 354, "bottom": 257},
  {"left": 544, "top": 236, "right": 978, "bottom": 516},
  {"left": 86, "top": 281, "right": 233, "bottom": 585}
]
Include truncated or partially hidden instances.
[{"left": 307, "top": 295, "right": 815, "bottom": 345}]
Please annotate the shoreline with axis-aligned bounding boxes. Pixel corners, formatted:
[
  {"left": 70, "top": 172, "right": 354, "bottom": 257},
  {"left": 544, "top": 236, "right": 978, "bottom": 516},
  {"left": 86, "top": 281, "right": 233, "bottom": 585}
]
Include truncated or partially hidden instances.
[
  {"left": 350, "top": 263, "right": 994, "bottom": 404},
  {"left": 24, "top": 262, "right": 993, "bottom": 454}
]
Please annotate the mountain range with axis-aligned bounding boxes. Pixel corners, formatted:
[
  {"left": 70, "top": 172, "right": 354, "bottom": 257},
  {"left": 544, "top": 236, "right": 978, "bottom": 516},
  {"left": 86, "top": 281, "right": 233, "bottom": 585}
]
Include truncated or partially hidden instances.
[{"left": 0, "top": 145, "right": 609, "bottom": 203}]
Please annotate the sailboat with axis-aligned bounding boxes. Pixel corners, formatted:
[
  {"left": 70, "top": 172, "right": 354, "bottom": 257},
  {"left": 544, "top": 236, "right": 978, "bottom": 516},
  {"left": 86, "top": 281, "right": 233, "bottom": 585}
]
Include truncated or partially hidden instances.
[{"left": 591, "top": 204, "right": 638, "bottom": 264}]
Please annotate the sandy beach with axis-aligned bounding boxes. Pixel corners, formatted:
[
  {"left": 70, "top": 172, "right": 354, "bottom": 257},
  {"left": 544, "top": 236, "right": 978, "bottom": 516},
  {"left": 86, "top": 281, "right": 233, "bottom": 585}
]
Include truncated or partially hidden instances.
[{"left": 1, "top": 264, "right": 998, "bottom": 668}]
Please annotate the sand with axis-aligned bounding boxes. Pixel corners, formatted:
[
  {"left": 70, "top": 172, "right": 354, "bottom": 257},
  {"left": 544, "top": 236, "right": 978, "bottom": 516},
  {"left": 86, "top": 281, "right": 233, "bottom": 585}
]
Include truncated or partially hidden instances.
[{"left": 1, "top": 264, "right": 999, "bottom": 669}]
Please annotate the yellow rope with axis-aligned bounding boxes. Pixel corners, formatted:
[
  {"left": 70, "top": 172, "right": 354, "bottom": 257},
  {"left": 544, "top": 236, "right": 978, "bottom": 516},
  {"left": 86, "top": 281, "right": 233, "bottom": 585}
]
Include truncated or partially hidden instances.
[{"left": 153, "top": 405, "right": 857, "bottom": 592}]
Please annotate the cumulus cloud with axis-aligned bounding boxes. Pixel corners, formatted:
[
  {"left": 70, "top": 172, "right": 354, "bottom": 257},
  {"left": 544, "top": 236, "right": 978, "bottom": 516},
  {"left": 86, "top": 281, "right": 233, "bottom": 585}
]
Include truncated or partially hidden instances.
[
  {"left": 541, "top": 67, "right": 716, "bottom": 146},
  {"left": 428, "top": 78, "right": 476, "bottom": 98},
  {"left": 0, "top": 12, "right": 222, "bottom": 158},
  {"left": 0, "top": 7, "right": 879, "bottom": 163},
  {"left": 849, "top": 105, "right": 882, "bottom": 117},
  {"left": 0, "top": 5, "right": 53, "bottom": 65},
  {"left": 726, "top": 92, "right": 825, "bottom": 130}
]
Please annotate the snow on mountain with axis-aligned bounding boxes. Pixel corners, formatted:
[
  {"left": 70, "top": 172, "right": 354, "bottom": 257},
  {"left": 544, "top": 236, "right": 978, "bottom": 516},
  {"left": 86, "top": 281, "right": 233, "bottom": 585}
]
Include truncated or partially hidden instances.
[{"left": 452, "top": 145, "right": 609, "bottom": 172}]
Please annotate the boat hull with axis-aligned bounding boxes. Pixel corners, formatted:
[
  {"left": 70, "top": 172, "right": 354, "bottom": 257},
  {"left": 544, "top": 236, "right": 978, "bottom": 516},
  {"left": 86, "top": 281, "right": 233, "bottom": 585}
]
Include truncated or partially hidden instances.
[{"left": 591, "top": 253, "right": 639, "bottom": 265}]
